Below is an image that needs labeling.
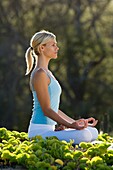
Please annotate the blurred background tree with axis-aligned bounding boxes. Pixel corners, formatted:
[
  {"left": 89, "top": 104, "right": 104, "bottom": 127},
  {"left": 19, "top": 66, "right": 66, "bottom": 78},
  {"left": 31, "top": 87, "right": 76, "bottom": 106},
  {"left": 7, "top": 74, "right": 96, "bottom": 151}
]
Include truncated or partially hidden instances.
[{"left": 0, "top": 0, "right": 113, "bottom": 133}]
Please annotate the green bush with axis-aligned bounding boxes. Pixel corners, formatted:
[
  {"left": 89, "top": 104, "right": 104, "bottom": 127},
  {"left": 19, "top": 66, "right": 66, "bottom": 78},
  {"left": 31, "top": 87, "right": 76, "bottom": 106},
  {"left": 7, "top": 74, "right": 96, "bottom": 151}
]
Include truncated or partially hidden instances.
[{"left": 0, "top": 127, "right": 113, "bottom": 170}]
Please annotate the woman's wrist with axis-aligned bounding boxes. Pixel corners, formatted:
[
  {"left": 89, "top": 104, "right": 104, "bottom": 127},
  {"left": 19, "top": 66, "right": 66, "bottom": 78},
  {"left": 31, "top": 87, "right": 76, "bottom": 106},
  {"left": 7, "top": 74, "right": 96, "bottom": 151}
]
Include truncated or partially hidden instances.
[{"left": 67, "top": 122, "right": 73, "bottom": 128}]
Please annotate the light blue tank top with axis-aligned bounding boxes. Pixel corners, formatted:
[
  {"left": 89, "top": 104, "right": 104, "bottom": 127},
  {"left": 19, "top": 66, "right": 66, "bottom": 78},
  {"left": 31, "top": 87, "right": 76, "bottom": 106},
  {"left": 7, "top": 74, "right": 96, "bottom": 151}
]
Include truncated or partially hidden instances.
[{"left": 30, "top": 68, "right": 62, "bottom": 125}]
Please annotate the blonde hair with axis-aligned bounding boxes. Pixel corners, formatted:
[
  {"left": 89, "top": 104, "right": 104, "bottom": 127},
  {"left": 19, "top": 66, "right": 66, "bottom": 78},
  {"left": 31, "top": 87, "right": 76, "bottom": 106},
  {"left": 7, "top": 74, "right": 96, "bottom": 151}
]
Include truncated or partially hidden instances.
[{"left": 25, "top": 30, "right": 56, "bottom": 75}]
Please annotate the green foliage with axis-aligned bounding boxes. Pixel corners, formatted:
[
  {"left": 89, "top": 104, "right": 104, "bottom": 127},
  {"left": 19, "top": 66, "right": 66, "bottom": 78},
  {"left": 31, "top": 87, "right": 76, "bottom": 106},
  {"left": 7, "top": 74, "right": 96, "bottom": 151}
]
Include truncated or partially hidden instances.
[{"left": 1, "top": 128, "right": 113, "bottom": 170}]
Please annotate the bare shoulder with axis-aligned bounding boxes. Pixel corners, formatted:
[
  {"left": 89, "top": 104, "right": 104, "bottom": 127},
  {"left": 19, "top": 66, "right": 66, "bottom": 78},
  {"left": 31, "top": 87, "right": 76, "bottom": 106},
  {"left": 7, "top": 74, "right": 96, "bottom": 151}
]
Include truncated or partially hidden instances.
[{"left": 32, "top": 68, "right": 48, "bottom": 84}]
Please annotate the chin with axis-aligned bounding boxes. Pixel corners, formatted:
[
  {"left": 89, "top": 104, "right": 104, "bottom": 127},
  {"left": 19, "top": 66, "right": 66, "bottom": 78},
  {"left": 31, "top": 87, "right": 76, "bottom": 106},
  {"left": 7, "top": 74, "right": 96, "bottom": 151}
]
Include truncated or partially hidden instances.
[
  {"left": 52, "top": 55, "right": 58, "bottom": 59},
  {"left": 55, "top": 54, "right": 58, "bottom": 58}
]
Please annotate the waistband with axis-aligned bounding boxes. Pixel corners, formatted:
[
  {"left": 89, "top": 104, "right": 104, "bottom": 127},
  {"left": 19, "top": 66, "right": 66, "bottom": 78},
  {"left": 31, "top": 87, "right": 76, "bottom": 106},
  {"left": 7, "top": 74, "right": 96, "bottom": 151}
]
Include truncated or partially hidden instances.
[{"left": 28, "top": 122, "right": 55, "bottom": 137}]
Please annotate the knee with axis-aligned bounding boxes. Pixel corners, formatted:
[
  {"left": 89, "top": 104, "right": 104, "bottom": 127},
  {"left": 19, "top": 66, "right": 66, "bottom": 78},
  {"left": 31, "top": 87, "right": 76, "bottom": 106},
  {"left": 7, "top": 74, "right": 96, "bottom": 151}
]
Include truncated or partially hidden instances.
[
  {"left": 87, "top": 127, "right": 98, "bottom": 141},
  {"left": 91, "top": 127, "right": 98, "bottom": 141},
  {"left": 81, "top": 129, "right": 92, "bottom": 143}
]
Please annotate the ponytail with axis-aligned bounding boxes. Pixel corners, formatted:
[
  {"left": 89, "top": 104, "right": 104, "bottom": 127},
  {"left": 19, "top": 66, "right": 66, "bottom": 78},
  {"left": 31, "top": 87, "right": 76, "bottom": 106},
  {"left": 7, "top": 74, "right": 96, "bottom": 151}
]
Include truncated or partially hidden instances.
[{"left": 25, "top": 47, "right": 34, "bottom": 75}]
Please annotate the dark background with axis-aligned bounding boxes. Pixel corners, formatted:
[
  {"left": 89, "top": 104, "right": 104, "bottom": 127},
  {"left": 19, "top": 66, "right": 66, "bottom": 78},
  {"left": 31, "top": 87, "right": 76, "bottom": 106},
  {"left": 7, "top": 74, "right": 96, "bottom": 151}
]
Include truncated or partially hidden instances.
[{"left": 0, "top": 0, "right": 113, "bottom": 134}]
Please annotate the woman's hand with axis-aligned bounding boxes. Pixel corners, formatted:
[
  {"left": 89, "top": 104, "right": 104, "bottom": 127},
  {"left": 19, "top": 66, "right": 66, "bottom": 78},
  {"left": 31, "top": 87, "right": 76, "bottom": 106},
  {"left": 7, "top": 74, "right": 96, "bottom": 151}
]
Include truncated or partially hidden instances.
[
  {"left": 87, "top": 117, "right": 98, "bottom": 127},
  {"left": 55, "top": 117, "right": 98, "bottom": 130},
  {"left": 55, "top": 124, "right": 66, "bottom": 131},
  {"left": 70, "top": 119, "right": 88, "bottom": 130}
]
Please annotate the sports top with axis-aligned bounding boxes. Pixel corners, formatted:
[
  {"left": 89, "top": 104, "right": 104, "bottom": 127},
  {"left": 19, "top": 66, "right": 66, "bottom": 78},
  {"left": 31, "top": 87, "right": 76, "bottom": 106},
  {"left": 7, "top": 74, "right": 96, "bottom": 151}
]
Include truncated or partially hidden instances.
[{"left": 30, "top": 68, "right": 62, "bottom": 125}]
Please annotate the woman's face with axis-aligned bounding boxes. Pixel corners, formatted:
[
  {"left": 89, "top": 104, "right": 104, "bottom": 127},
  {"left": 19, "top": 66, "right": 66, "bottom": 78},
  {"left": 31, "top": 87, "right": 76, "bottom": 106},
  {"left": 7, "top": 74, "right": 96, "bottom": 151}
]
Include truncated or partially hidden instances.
[{"left": 41, "top": 38, "right": 59, "bottom": 59}]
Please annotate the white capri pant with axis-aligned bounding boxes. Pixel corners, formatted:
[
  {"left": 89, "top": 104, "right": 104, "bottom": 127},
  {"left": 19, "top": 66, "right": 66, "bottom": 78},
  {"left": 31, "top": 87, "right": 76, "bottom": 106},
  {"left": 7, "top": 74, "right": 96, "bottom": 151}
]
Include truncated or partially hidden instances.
[{"left": 28, "top": 123, "right": 98, "bottom": 144}]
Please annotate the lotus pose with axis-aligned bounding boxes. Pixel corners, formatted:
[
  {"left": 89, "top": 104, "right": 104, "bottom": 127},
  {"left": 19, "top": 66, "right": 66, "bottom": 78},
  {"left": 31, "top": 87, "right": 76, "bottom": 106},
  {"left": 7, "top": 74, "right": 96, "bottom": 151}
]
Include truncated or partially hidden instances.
[{"left": 25, "top": 30, "right": 98, "bottom": 144}]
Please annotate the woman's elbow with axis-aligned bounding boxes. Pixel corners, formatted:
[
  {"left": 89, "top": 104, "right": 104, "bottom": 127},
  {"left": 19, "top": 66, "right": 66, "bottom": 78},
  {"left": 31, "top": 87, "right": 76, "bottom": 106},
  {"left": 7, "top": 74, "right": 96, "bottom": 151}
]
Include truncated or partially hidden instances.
[{"left": 42, "top": 107, "right": 51, "bottom": 116}]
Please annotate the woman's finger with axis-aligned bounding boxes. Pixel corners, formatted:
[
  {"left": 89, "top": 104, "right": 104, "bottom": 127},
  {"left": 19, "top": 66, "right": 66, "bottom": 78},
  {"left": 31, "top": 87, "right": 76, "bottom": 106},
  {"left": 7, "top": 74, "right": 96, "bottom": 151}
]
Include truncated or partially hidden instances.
[
  {"left": 83, "top": 119, "right": 88, "bottom": 128},
  {"left": 88, "top": 120, "right": 98, "bottom": 127},
  {"left": 77, "top": 119, "right": 88, "bottom": 129},
  {"left": 87, "top": 117, "right": 95, "bottom": 123}
]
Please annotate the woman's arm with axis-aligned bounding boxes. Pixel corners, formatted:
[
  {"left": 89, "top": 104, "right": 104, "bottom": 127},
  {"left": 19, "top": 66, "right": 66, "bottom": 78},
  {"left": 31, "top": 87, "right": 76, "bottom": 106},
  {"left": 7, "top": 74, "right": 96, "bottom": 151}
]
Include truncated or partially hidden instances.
[
  {"left": 58, "top": 110, "right": 98, "bottom": 127},
  {"left": 33, "top": 69, "right": 88, "bottom": 130},
  {"left": 58, "top": 110, "right": 75, "bottom": 123},
  {"left": 33, "top": 69, "right": 71, "bottom": 128}
]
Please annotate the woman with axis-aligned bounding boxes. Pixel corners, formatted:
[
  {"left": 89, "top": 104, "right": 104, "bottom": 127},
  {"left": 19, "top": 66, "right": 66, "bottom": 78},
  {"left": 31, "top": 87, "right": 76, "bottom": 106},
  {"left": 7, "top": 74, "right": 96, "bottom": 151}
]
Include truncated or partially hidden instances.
[{"left": 25, "top": 30, "right": 98, "bottom": 144}]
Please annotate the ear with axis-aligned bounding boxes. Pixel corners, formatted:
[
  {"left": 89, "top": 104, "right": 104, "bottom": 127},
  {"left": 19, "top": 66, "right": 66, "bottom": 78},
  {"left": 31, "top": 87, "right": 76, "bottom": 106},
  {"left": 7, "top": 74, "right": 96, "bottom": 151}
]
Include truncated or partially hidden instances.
[
  {"left": 37, "top": 44, "right": 44, "bottom": 54},
  {"left": 40, "top": 44, "right": 45, "bottom": 51}
]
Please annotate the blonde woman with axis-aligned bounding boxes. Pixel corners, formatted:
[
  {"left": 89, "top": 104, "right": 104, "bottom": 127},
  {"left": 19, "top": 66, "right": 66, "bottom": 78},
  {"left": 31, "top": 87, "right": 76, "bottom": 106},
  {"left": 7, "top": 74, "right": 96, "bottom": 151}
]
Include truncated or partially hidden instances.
[{"left": 25, "top": 30, "right": 98, "bottom": 144}]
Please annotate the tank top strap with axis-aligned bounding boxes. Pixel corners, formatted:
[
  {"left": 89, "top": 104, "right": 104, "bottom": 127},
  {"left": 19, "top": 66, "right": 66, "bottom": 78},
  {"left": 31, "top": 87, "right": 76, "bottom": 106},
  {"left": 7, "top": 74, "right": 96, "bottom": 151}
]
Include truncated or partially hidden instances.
[{"left": 30, "top": 67, "right": 51, "bottom": 91}]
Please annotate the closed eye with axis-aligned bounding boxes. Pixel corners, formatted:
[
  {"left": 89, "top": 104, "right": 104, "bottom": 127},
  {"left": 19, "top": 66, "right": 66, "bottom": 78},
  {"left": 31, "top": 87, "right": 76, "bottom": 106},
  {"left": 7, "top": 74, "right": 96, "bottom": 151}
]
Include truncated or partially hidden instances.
[{"left": 52, "top": 43, "right": 57, "bottom": 47}]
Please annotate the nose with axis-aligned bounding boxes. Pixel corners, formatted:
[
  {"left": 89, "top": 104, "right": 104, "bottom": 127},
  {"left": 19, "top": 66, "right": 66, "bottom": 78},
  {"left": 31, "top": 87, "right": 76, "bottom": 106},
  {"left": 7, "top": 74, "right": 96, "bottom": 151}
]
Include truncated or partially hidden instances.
[{"left": 57, "top": 46, "right": 59, "bottom": 51}]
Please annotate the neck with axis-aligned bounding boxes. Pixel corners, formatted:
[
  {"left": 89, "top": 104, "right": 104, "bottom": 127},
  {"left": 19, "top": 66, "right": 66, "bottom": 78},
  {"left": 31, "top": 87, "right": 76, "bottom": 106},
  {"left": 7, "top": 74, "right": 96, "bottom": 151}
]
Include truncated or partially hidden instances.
[{"left": 35, "top": 55, "right": 50, "bottom": 71}]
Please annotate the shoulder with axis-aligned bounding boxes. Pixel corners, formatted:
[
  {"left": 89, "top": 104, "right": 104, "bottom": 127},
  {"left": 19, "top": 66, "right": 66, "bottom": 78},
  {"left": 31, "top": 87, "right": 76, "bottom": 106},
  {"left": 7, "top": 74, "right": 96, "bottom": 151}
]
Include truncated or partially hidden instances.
[
  {"left": 34, "top": 68, "right": 47, "bottom": 76},
  {"left": 32, "top": 68, "right": 49, "bottom": 84}
]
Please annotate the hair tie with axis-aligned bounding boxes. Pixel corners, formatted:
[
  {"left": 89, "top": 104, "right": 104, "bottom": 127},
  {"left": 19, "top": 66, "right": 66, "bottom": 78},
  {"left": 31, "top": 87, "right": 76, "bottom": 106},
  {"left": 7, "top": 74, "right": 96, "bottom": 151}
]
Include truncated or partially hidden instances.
[{"left": 30, "top": 46, "right": 33, "bottom": 50}]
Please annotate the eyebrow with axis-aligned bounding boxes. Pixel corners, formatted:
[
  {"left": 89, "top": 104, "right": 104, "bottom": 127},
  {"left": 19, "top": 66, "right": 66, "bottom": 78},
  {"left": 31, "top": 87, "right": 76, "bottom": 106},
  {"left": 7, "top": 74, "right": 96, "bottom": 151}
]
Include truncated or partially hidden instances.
[{"left": 53, "top": 41, "right": 57, "bottom": 44}]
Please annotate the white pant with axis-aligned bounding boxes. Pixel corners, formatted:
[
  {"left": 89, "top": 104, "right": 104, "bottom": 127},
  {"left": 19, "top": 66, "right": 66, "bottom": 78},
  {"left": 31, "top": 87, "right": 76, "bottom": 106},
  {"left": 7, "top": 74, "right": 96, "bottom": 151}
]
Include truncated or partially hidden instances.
[{"left": 28, "top": 122, "right": 98, "bottom": 144}]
